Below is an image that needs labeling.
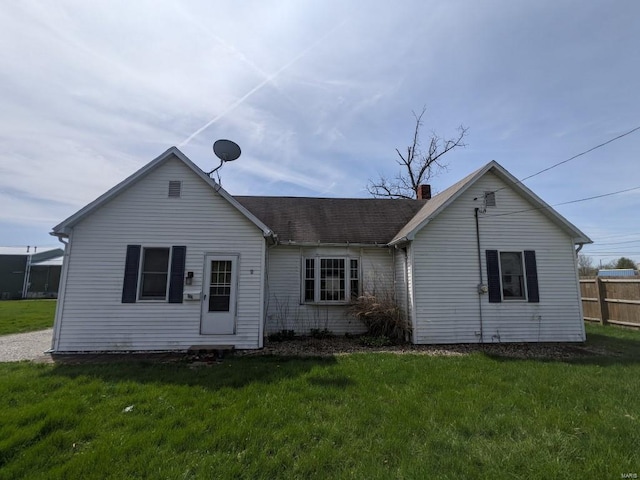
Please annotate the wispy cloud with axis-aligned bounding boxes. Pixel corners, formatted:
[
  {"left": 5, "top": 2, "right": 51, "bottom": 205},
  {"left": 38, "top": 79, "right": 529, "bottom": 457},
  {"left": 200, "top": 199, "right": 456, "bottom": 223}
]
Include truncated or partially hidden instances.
[
  {"left": 0, "top": 0, "right": 639, "bottom": 261},
  {"left": 179, "top": 18, "right": 347, "bottom": 147}
]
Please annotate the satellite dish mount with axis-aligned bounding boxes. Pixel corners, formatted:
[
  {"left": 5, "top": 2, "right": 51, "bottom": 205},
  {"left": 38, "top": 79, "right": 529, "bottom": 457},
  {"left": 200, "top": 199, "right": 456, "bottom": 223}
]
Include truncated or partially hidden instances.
[{"left": 208, "top": 139, "right": 241, "bottom": 183}]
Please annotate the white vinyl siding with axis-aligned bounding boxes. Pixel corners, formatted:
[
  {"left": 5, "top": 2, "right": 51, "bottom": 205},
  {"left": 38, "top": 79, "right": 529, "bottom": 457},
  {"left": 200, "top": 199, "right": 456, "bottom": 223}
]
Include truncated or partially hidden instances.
[
  {"left": 411, "top": 171, "right": 584, "bottom": 344},
  {"left": 55, "top": 156, "right": 266, "bottom": 351},
  {"left": 265, "top": 246, "right": 393, "bottom": 335}
]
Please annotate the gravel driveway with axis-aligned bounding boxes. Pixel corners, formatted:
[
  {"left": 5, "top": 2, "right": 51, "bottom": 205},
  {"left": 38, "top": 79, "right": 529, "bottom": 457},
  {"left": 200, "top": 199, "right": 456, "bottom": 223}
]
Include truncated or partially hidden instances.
[{"left": 0, "top": 329, "right": 53, "bottom": 362}]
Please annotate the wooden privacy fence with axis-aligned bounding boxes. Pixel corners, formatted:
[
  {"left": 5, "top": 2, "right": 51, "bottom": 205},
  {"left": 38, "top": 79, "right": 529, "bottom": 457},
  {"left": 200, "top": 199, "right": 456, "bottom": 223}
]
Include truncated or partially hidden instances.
[{"left": 580, "top": 277, "right": 640, "bottom": 328}]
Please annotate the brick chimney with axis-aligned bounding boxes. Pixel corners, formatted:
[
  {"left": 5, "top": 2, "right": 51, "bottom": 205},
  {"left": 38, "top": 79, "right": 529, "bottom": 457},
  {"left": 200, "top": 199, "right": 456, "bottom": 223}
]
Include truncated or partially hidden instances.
[{"left": 417, "top": 184, "right": 431, "bottom": 200}]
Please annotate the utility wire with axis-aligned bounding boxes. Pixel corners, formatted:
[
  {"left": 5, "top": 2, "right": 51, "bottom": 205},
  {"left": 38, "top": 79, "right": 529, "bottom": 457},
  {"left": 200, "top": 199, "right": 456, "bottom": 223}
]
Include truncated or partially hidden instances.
[
  {"left": 591, "top": 243, "right": 640, "bottom": 252},
  {"left": 518, "top": 126, "right": 640, "bottom": 183},
  {"left": 484, "top": 185, "right": 640, "bottom": 218},
  {"left": 584, "top": 253, "right": 640, "bottom": 256},
  {"left": 585, "top": 251, "right": 640, "bottom": 255},
  {"left": 591, "top": 231, "right": 640, "bottom": 240},
  {"left": 490, "top": 125, "right": 640, "bottom": 195},
  {"left": 589, "top": 239, "right": 640, "bottom": 246},
  {"left": 582, "top": 252, "right": 640, "bottom": 255}
]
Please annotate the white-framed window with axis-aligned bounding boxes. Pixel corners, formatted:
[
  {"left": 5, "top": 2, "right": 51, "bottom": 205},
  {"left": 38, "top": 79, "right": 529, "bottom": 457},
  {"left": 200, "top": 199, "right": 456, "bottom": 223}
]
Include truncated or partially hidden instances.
[
  {"left": 122, "top": 245, "right": 186, "bottom": 304},
  {"left": 139, "top": 247, "right": 171, "bottom": 300},
  {"left": 486, "top": 249, "right": 539, "bottom": 304},
  {"left": 499, "top": 251, "right": 526, "bottom": 300},
  {"left": 303, "top": 257, "right": 359, "bottom": 303}
]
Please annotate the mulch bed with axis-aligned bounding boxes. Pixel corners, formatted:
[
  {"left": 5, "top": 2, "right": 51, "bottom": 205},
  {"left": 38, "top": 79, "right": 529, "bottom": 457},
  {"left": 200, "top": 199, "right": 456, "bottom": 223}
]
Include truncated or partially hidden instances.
[{"left": 236, "top": 336, "right": 608, "bottom": 361}]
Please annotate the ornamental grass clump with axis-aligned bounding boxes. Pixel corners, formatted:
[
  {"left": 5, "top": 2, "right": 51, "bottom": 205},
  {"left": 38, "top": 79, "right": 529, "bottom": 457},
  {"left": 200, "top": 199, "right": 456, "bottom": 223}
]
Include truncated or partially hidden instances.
[{"left": 349, "top": 293, "right": 411, "bottom": 342}]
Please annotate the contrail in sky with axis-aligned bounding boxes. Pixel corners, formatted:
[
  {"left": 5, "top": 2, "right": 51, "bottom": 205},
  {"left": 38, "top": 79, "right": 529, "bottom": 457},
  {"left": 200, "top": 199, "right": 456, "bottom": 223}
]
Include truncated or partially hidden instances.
[{"left": 179, "top": 20, "right": 346, "bottom": 147}]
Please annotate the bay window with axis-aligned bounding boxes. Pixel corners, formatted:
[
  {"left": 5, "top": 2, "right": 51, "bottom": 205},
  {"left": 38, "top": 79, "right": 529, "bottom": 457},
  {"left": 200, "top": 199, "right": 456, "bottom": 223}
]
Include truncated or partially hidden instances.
[{"left": 303, "top": 257, "right": 359, "bottom": 303}]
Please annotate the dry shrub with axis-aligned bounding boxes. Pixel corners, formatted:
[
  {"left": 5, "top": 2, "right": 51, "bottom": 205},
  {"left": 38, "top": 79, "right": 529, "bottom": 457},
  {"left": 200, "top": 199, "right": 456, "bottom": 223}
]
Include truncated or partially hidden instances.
[{"left": 349, "top": 293, "right": 411, "bottom": 342}]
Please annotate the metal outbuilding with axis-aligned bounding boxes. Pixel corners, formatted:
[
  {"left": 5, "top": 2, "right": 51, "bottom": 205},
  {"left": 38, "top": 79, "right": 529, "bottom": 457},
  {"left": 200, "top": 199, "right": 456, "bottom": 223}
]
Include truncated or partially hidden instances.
[
  {"left": 0, "top": 246, "right": 64, "bottom": 299},
  {"left": 598, "top": 269, "right": 638, "bottom": 277}
]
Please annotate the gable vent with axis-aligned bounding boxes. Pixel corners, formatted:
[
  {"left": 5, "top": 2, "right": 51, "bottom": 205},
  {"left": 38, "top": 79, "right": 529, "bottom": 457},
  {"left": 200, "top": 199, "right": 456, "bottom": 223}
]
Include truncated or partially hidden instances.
[
  {"left": 484, "top": 191, "right": 496, "bottom": 207},
  {"left": 168, "top": 181, "right": 182, "bottom": 198}
]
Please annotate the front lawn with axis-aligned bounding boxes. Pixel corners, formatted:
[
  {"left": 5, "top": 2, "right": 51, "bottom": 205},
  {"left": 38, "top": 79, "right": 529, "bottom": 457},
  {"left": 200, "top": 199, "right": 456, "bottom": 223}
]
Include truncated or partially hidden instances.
[
  {"left": 0, "top": 324, "right": 639, "bottom": 479},
  {"left": 0, "top": 300, "right": 56, "bottom": 335}
]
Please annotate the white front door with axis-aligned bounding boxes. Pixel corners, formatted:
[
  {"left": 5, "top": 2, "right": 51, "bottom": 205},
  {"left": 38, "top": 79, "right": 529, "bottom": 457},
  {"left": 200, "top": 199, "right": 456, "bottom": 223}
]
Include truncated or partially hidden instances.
[{"left": 201, "top": 254, "right": 238, "bottom": 334}]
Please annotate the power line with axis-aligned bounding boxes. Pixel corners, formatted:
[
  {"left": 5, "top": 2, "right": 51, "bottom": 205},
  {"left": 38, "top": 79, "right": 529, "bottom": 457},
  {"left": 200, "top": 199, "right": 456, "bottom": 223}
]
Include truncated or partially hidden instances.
[
  {"left": 491, "top": 125, "right": 640, "bottom": 195},
  {"left": 591, "top": 231, "right": 640, "bottom": 241},
  {"left": 484, "top": 184, "right": 640, "bottom": 218},
  {"left": 517, "top": 126, "right": 640, "bottom": 183},
  {"left": 589, "top": 239, "right": 640, "bottom": 246},
  {"left": 582, "top": 252, "right": 640, "bottom": 256},
  {"left": 585, "top": 247, "right": 640, "bottom": 252},
  {"left": 586, "top": 254, "right": 640, "bottom": 258}
]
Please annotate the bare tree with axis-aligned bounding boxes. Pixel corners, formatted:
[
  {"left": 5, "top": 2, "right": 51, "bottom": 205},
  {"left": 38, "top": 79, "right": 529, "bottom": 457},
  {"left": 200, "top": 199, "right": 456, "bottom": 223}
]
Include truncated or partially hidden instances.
[
  {"left": 578, "top": 253, "right": 597, "bottom": 277},
  {"left": 367, "top": 107, "right": 468, "bottom": 199}
]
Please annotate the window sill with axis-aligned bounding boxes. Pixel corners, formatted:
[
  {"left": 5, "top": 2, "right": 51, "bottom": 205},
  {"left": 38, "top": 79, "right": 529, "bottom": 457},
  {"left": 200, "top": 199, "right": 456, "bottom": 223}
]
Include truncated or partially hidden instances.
[{"left": 302, "top": 301, "right": 353, "bottom": 306}]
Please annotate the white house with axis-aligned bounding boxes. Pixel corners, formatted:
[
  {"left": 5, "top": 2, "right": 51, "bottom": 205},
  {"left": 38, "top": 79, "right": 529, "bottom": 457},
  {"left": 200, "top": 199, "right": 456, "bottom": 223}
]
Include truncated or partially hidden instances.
[{"left": 50, "top": 147, "right": 591, "bottom": 352}]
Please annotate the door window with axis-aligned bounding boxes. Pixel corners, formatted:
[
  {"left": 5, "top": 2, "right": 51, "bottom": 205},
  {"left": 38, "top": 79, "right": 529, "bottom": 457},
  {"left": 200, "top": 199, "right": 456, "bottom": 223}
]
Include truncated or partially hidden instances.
[{"left": 209, "top": 260, "right": 232, "bottom": 311}]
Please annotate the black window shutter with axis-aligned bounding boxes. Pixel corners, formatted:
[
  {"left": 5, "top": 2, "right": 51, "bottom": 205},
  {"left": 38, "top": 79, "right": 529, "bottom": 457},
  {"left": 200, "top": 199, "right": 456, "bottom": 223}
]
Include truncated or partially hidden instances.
[
  {"left": 486, "top": 250, "right": 501, "bottom": 303},
  {"left": 168, "top": 246, "right": 186, "bottom": 303},
  {"left": 122, "top": 245, "right": 141, "bottom": 303},
  {"left": 524, "top": 250, "right": 539, "bottom": 303}
]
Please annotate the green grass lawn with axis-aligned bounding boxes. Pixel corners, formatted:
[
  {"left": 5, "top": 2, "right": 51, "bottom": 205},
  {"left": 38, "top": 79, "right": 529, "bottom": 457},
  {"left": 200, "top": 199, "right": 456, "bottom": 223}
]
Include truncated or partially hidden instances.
[
  {"left": 1, "top": 324, "right": 639, "bottom": 479},
  {"left": 0, "top": 300, "right": 56, "bottom": 335}
]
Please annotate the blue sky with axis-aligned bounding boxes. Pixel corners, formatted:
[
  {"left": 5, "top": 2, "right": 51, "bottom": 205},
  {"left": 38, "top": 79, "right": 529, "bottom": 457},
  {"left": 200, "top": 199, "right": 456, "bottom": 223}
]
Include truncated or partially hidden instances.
[{"left": 1, "top": 0, "right": 639, "bottom": 266}]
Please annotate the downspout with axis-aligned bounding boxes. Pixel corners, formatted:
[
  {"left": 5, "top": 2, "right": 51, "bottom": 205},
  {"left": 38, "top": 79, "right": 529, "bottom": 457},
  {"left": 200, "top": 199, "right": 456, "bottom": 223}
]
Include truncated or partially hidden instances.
[
  {"left": 392, "top": 246, "right": 396, "bottom": 299},
  {"left": 404, "top": 247, "right": 410, "bottom": 339},
  {"left": 572, "top": 240, "right": 587, "bottom": 341},
  {"left": 474, "top": 208, "right": 484, "bottom": 343},
  {"left": 262, "top": 242, "right": 271, "bottom": 347}
]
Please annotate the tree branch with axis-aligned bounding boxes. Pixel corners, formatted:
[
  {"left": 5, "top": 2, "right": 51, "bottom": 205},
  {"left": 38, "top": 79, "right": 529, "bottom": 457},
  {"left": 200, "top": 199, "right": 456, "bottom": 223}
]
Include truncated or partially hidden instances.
[{"left": 366, "top": 107, "right": 468, "bottom": 199}]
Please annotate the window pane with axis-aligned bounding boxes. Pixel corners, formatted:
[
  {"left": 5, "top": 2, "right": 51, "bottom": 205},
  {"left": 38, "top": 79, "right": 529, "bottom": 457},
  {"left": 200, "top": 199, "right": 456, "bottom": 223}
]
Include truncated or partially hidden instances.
[
  {"left": 500, "top": 252, "right": 525, "bottom": 299},
  {"left": 210, "top": 290, "right": 230, "bottom": 311},
  {"left": 304, "top": 258, "right": 315, "bottom": 302},
  {"left": 140, "top": 248, "right": 170, "bottom": 299},
  {"left": 209, "top": 260, "right": 232, "bottom": 312},
  {"left": 143, "top": 248, "right": 169, "bottom": 272},
  {"left": 350, "top": 259, "right": 359, "bottom": 299},
  {"left": 320, "top": 258, "right": 345, "bottom": 301},
  {"left": 141, "top": 273, "right": 168, "bottom": 299}
]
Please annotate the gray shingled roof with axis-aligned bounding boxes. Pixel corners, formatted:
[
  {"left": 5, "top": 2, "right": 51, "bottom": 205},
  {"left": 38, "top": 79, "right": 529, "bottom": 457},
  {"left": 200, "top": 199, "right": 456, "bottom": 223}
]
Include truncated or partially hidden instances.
[{"left": 235, "top": 197, "right": 427, "bottom": 244}]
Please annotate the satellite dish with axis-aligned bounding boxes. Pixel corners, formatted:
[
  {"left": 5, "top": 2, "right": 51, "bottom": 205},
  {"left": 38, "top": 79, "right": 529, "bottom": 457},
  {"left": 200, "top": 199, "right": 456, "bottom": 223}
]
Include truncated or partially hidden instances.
[
  {"left": 213, "top": 139, "right": 241, "bottom": 162},
  {"left": 207, "top": 139, "right": 242, "bottom": 180}
]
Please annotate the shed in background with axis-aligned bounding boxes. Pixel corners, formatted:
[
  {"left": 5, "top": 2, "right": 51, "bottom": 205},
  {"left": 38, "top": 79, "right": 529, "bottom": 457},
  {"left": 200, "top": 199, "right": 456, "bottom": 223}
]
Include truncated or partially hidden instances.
[
  {"left": 0, "top": 246, "right": 64, "bottom": 299},
  {"left": 598, "top": 268, "right": 638, "bottom": 277}
]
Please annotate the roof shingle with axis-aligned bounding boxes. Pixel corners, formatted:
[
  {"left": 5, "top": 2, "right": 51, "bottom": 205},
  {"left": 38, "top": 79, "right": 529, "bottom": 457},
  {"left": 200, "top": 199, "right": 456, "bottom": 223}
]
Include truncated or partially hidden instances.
[{"left": 235, "top": 196, "right": 427, "bottom": 244}]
